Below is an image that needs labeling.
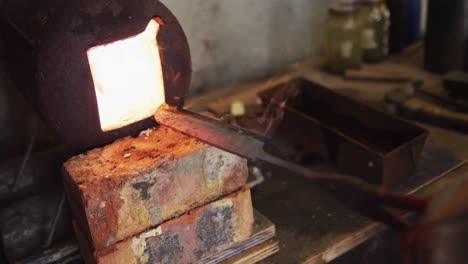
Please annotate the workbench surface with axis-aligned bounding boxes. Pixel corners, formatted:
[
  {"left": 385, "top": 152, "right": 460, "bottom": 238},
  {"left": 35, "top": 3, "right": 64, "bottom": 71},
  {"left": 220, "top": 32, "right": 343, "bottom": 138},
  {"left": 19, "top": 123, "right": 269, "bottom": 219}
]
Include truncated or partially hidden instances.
[{"left": 187, "top": 56, "right": 468, "bottom": 264}]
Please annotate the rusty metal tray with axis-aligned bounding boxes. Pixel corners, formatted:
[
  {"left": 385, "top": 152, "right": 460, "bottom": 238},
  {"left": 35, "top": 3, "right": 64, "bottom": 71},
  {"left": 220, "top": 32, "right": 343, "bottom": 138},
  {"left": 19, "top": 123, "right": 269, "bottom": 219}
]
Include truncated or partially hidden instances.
[{"left": 260, "top": 78, "right": 429, "bottom": 187}]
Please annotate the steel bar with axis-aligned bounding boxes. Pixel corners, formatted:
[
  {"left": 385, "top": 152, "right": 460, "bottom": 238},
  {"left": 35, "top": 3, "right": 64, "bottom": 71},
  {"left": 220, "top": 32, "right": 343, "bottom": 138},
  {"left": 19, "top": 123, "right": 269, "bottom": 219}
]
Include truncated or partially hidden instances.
[
  {"left": 155, "top": 105, "right": 428, "bottom": 230},
  {"left": 43, "top": 191, "right": 67, "bottom": 249},
  {"left": 10, "top": 116, "right": 39, "bottom": 191}
]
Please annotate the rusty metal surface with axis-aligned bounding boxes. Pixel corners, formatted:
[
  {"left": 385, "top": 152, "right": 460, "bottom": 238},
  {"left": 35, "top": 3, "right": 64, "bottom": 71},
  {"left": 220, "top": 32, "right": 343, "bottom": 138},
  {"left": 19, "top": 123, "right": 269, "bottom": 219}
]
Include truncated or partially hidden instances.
[
  {"left": 1, "top": 0, "right": 191, "bottom": 149},
  {"left": 258, "top": 78, "right": 429, "bottom": 187}
]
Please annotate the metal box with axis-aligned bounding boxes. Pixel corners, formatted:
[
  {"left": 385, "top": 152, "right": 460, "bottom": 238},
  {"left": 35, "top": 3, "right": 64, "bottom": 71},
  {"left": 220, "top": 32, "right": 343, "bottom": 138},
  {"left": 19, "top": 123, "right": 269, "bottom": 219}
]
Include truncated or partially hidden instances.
[{"left": 260, "top": 78, "right": 429, "bottom": 187}]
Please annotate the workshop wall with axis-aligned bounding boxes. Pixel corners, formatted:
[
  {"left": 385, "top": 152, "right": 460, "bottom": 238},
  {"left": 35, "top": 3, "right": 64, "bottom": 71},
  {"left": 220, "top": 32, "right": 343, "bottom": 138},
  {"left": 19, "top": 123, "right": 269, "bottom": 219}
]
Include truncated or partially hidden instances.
[{"left": 161, "top": 0, "right": 328, "bottom": 93}]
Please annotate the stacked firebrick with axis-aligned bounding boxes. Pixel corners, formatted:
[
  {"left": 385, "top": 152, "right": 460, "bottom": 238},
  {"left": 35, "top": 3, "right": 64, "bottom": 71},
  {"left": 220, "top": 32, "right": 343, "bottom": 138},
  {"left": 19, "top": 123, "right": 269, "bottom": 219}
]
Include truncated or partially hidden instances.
[{"left": 63, "top": 126, "right": 254, "bottom": 264}]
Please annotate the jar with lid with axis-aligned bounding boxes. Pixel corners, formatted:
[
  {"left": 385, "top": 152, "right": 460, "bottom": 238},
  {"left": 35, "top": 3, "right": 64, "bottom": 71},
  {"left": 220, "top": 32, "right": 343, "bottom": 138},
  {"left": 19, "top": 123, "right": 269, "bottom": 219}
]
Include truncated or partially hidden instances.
[
  {"left": 361, "top": 0, "right": 390, "bottom": 62},
  {"left": 380, "top": 0, "right": 390, "bottom": 55},
  {"left": 325, "top": 1, "right": 363, "bottom": 74}
]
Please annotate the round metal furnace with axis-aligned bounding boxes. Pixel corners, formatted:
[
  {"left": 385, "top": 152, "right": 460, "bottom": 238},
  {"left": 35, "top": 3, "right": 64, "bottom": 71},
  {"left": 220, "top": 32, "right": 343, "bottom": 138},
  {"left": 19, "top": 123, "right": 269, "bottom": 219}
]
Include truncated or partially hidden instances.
[{"left": 1, "top": 0, "right": 191, "bottom": 149}]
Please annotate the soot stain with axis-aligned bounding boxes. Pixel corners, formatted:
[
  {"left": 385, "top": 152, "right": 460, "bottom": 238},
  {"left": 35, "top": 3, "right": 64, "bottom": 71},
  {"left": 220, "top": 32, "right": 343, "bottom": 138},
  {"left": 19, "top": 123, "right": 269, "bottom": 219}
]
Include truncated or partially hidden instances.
[
  {"left": 195, "top": 206, "right": 234, "bottom": 258},
  {"left": 209, "top": 155, "right": 225, "bottom": 181},
  {"left": 132, "top": 180, "right": 156, "bottom": 200},
  {"left": 147, "top": 233, "right": 183, "bottom": 264}
]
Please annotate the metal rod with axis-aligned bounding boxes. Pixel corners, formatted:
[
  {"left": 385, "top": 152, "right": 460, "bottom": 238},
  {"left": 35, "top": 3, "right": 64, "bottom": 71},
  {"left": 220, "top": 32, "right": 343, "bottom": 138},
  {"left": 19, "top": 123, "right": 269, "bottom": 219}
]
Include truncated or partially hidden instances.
[
  {"left": 10, "top": 116, "right": 39, "bottom": 191},
  {"left": 155, "top": 104, "right": 427, "bottom": 230},
  {"left": 43, "top": 191, "right": 67, "bottom": 249}
]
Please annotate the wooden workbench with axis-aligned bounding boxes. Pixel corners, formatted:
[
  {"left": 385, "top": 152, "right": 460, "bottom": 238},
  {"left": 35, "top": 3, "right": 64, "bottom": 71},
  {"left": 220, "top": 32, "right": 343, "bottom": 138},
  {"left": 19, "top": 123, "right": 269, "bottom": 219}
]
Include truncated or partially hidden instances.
[{"left": 187, "top": 57, "right": 468, "bottom": 264}]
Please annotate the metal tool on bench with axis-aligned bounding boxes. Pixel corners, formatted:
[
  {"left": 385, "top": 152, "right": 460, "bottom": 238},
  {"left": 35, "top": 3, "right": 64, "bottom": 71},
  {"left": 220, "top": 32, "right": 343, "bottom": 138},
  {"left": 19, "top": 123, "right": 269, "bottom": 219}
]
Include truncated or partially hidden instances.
[{"left": 386, "top": 72, "right": 468, "bottom": 133}]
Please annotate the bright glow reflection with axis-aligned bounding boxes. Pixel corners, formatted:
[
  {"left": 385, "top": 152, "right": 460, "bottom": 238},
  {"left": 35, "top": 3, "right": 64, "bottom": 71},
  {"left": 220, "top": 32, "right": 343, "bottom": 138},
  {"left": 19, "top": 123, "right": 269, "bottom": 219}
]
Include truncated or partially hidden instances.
[{"left": 87, "top": 19, "right": 165, "bottom": 132}]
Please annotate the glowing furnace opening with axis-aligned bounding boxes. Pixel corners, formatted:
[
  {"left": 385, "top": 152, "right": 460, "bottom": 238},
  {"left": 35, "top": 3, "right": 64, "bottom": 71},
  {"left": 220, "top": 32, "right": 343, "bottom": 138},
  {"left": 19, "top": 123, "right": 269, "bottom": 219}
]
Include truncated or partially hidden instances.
[{"left": 87, "top": 18, "right": 165, "bottom": 132}]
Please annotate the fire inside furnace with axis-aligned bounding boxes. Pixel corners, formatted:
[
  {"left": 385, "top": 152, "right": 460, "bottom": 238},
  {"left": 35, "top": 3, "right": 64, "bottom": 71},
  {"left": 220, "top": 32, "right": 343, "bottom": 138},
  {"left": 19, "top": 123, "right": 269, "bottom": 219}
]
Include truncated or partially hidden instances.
[{"left": 87, "top": 18, "right": 165, "bottom": 132}]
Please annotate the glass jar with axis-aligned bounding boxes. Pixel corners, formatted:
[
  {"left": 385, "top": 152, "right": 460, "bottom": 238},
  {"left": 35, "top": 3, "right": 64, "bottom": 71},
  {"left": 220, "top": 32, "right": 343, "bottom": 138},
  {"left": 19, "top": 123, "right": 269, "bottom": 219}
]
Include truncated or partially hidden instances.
[
  {"left": 325, "top": 2, "right": 363, "bottom": 74},
  {"left": 361, "top": 0, "right": 390, "bottom": 62},
  {"left": 380, "top": 0, "right": 390, "bottom": 56}
]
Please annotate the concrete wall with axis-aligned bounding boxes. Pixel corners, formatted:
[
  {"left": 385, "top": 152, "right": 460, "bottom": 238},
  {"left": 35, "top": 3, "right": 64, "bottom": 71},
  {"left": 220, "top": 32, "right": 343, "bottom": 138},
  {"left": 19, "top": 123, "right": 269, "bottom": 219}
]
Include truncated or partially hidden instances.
[{"left": 161, "top": 0, "right": 328, "bottom": 93}]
